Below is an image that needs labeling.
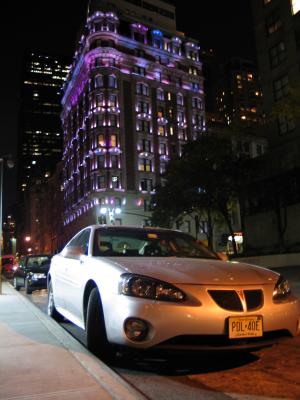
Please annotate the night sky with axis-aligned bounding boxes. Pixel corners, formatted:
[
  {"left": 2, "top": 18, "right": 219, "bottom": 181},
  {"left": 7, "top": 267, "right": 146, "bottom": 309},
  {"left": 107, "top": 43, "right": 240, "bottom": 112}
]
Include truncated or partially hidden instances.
[{"left": 0, "top": 0, "right": 254, "bottom": 213}]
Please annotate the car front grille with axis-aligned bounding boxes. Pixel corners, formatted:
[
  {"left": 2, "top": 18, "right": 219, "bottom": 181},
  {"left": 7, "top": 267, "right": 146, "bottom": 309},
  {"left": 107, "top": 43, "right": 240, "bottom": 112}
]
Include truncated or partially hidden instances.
[{"left": 208, "top": 289, "right": 263, "bottom": 311}]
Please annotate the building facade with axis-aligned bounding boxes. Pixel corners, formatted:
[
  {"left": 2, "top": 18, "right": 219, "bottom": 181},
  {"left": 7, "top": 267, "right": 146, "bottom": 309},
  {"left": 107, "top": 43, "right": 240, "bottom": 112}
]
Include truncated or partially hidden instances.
[
  {"left": 215, "top": 57, "right": 264, "bottom": 127},
  {"left": 17, "top": 52, "right": 70, "bottom": 195},
  {"left": 61, "top": 0, "right": 205, "bottom": 239},
  {"left": 246, "top": 0, "right": 300, "bottom": 253}
]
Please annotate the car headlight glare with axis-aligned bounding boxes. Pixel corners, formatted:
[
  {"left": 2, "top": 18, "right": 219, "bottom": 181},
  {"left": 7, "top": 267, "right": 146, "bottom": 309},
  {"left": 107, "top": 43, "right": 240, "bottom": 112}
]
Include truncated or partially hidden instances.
[
  {"left": 120, "top": 274, "right": 185, "bottom": 302},
  {"left": 31, "top": 273, "right": 46, "bottom": 280},
  {"left": 273, "top": 275, "right": 291, "bottom": 301}
]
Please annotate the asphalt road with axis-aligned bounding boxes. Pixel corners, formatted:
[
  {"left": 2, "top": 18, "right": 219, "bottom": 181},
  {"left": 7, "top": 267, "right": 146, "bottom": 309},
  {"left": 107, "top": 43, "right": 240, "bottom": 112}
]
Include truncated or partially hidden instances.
[{"left": 8, "top": 266, "right": 300, "bottom": 399}]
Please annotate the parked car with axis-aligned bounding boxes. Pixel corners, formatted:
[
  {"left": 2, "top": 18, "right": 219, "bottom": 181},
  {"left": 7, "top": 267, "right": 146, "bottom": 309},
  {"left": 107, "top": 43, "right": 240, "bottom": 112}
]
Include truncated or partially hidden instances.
[
  {"left": 1, "top": 255, "right": 15, "bottom": 278},
  {"left": 13, "top": 254, "right": 52, "bottom": 294},
  {"left": 47, "top": 225, "right": 300, "bottom": 360}
]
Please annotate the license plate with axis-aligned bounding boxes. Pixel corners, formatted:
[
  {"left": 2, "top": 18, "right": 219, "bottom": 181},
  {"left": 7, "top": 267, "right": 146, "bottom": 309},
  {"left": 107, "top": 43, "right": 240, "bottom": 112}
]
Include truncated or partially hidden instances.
[{"left": 228, "top": 316, "right": 263, "bottom": 339}]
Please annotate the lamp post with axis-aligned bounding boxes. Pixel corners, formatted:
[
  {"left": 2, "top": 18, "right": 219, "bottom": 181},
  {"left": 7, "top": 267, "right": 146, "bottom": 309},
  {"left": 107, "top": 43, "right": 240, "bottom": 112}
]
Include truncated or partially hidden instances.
[{"left": 0, "top": 156, "right": 14, "bottom": 295}]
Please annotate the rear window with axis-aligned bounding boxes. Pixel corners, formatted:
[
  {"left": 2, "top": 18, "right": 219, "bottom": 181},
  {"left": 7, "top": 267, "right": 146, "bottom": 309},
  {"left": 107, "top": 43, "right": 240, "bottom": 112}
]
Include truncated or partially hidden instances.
[{"left": 27, "top": 256, "right": 51, "bottom": 268}]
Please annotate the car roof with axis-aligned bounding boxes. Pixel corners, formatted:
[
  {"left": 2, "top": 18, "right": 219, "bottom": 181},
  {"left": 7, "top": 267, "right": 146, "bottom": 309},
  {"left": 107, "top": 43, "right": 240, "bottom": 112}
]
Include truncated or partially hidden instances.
[
  {"left": 89, "top": 225, "right": 184, "bottom": 233},
  {"left": 24, "top": 254, "right": 52, "bottom": 258}
]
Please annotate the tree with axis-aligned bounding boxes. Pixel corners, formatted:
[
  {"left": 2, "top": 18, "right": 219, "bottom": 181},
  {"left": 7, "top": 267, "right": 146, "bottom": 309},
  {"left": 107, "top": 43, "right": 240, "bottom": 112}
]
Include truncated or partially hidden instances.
[{"left": 152, "top": 132, "right": 259, "bottom": 255}]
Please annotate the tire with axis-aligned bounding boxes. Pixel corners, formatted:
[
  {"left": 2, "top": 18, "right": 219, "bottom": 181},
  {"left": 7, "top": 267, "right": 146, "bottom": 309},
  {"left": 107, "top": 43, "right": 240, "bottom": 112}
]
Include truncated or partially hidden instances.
[
  {"left": 25, "top": 278, "right": 32, "bottom": 294},
  {"left": 13, "top": 277, "right": 20, "bottom": 291},
  {"left": 86, "top": 288, "right": 113, "bottom": 361},
  {"left": 47, "top": 281, "right": 63, "bottom": 321}
]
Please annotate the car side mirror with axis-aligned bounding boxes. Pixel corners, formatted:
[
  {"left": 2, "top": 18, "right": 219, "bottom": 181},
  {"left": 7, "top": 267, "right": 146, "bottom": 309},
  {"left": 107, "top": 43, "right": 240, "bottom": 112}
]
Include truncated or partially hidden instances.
[{"left": 62, "top": 246, "right": 85, "bottom": 259}]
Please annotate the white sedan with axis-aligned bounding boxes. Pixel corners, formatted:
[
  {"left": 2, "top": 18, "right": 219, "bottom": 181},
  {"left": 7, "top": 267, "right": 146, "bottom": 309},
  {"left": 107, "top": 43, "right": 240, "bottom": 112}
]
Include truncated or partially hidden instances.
[{"left": 47, "top": 225, "right": 300, "bottom": 359}]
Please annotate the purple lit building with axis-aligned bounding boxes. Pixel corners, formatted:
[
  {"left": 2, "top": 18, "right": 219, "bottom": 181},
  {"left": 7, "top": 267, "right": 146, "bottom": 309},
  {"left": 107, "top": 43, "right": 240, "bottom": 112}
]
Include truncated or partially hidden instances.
[{"left": 61, "top": 0, "right": 205, "bottom": 237}]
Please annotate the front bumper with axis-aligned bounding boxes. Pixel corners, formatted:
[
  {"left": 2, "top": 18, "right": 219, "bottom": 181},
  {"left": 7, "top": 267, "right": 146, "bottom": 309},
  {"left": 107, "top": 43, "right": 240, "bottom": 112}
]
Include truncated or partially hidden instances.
[{"left": 102, "top": 283, "right": 300, "bottom": 351}]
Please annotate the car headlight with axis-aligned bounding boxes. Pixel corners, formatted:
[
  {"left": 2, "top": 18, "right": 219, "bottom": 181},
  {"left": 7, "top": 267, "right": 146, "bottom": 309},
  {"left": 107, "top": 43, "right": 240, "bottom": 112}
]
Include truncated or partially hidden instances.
[
  {"left": 120, "top": 273, "right": 186, "bottom": 302},
  {"left": 273, "top": 275, "right": 291, "bottom": 301}
]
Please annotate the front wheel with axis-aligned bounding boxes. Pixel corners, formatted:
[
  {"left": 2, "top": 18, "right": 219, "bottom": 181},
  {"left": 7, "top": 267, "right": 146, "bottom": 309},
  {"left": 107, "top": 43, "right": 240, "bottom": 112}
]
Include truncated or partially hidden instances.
[
  {"left": 86, "top": 288, "right": 113, "bottom": 361},
  {"left": 47, "top": 281, "right": 63, "bottom": 321}
]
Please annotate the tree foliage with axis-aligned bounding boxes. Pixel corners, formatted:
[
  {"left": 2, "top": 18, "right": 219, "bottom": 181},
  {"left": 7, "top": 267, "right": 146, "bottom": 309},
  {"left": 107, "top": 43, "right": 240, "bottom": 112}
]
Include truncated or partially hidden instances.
[{"left": 152, "top": 132, "right": 260, "bottom": 255}]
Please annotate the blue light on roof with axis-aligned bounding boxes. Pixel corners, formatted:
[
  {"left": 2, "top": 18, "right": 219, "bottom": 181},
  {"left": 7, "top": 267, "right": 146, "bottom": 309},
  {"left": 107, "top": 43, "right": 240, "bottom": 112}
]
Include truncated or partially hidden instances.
[{"left": 152, "top": 29, "right": 163, "bottom": 37}]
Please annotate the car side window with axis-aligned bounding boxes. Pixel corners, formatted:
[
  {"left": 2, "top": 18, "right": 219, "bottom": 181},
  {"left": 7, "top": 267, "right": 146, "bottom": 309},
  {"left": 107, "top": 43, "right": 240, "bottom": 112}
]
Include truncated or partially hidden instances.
[{"left": 66, "top": 229, "right": 91, "bottom": 256}]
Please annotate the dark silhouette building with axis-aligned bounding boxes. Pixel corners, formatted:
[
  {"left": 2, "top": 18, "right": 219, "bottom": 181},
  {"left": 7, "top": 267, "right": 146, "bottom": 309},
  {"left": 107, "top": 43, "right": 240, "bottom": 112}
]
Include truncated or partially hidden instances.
[
  {"left": 17, "top": 52, "right": 70, "bottom": 196},
  {"left": 245, "top": 0, "right": 300, "bottom": 253}
]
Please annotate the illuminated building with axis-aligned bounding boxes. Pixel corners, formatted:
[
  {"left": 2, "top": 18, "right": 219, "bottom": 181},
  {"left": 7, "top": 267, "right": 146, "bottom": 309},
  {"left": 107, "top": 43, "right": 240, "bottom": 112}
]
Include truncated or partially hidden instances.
[
  {"left": 17, "top": 52, "right": 70, "bottom": 195},
  {"left": 62, "top": 0, "right": 205, "bottom": 236}
]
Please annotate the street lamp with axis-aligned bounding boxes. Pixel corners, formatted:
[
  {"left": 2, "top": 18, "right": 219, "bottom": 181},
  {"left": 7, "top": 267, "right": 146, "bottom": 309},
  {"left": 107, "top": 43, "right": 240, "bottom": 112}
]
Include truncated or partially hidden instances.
[{"left": 0, "top": 155, "right": 14, "bottom": 295}]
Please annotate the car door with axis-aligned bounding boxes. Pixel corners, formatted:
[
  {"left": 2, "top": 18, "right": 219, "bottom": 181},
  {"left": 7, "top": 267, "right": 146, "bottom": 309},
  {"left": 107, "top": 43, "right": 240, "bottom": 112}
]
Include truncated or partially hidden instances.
[
  {"left": 60, "top": 229, "right": 91, "bottom": 326},
  {"left": 15, "top": 256, "right": 27, "bottom": 287}
]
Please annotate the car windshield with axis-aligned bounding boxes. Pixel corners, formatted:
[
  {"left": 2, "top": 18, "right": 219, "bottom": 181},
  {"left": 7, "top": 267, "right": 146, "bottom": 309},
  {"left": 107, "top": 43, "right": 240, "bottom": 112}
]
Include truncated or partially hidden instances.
[
  {"left": 27, "top": 256, "right": 51, "bottom": 268},
  {"left": 93, "top": 228, "right": 217, "bottom": 259}
]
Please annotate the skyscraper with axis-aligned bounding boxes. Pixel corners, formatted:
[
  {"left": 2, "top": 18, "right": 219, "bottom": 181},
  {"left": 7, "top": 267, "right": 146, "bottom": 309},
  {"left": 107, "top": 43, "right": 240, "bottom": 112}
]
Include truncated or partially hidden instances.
[
  {"left": 62, "top": 0, "right": 205, "bottom": 237},
  {"left": 17, "top": 52, "right": 70, "bottom": 195},
  {"left": 245, "top": 0, "right": 300, "bottom": 252}
]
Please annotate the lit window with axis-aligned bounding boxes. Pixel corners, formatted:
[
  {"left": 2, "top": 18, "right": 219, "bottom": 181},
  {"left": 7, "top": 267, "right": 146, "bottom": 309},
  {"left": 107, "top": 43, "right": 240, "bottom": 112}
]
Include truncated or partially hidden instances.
[
  {"left": 110, "top": 134, "right": 117, "bottom": 147},
  {"left": 111, "top": 176, "right": 120, "bottom": 188},
  {"left": 158, "top": 126, "right": 165, "bottom": 136},
  {"left": 98, "top": 134, "right": 106, "bottom": 147},
  {"left": 138, "top": 159, "right": 152, "bottom": 172},
  {"left": 247, "top": 73, "right": 253, "bottom": 81},
  {"left": 167, "top": 92, "right": 172, "bottom": 101}
]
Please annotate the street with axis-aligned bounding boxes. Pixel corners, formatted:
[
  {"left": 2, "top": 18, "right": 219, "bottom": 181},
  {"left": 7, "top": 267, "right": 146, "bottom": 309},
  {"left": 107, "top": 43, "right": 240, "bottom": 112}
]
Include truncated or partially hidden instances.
[{"left": 9, "top": 265, "right": 300, "bottom": 400}]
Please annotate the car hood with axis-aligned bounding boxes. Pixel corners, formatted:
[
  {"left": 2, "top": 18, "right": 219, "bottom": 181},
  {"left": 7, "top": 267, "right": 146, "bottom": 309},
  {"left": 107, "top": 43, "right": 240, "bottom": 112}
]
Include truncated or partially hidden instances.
[{"left": 104, "top": 257, "right": 279, "bottom": 285}]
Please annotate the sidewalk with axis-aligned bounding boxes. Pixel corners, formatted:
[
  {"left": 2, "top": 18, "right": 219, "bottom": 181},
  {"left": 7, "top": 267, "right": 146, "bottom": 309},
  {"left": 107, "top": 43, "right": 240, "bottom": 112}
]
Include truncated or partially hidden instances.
[{"left": 0, "top": 282, "right": 145, "bottom": 400}]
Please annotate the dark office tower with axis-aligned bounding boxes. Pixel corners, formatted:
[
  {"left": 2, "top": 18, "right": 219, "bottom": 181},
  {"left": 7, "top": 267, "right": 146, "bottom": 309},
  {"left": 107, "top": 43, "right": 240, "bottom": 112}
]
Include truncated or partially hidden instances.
[
  {"left": 252, "top": 0, "right": 300, "bottom": 169},
  {"left": 61, "top": 0, "right": 205, "bottom": 237},
  {"left": 17, "top": 52, "right": 70, "bottom": 195},
  {"left": 215, "top": 58, "right": 264, "bottom": 127},
  {"left": 246, "top": 1, "right": 300, "bottom": 252}
]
